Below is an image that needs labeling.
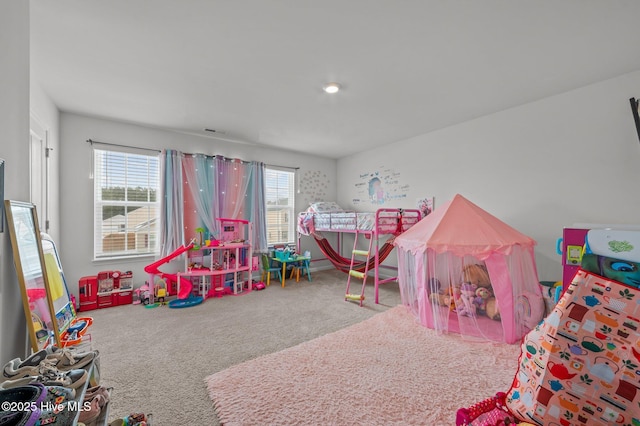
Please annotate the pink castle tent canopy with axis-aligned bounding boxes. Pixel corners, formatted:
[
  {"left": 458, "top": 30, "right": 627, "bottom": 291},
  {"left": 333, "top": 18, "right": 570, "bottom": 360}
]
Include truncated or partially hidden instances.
[
  {"left": 395, "top": 194, "right": 536, "bottom": 259},
  {"left": 394, "top": 194, "right": 543, "bottom": 343}
]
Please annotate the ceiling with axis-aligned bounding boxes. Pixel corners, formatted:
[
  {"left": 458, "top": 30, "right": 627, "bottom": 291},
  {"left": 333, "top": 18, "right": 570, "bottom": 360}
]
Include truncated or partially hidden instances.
[{"left": 30, "top": 1, "right": 640, "bottom": 159}]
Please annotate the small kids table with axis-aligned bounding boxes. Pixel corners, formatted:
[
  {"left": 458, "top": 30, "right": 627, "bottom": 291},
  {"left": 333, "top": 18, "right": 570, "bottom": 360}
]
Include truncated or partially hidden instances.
[{"left": 271, "top": 254, "right": 311, "bottom": 288}]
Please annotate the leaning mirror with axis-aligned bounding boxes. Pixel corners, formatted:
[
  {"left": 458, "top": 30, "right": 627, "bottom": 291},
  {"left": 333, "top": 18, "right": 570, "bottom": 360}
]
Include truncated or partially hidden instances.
[
  {"left": 5, "top": 200, "right": 61, "bottom": 351},
  {"left": 40, "top": 232, "right": 80, "bottom": 339}
]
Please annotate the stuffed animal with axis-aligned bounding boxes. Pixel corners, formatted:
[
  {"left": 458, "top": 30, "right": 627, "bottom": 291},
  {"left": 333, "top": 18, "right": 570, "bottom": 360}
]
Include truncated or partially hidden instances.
[
  {"left": 429, "top": 292, "right": 451, "bottom": 307},
  {"left": 431, "top": 284, "right": 456, "bottom": 309},
  {"left": 427, "top": 277, "right": 450, "bottom": 306},
  {"left": 473, "top": 286, "right": 492, "bottom": 314},
  {"left": 462, "top": 264, "right": 491, "bottom": 288},
  {"left": 485, "top": 297, "right": 501, "bottom": 320},
  {"left": 456, "top": 282, "right": 477, "bottom": 316},
  {"left": 449, "top": 284, "right": 461, "bottom": 311},
  {"left": 462, "top": 263, "right": 498, "bottom": 317}
]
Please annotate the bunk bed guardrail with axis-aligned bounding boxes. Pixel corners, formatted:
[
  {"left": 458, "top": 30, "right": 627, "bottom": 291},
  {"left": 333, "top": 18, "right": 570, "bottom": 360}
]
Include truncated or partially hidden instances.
[{"left": 297, "top": 206, "right": 422, "bottom": 304}]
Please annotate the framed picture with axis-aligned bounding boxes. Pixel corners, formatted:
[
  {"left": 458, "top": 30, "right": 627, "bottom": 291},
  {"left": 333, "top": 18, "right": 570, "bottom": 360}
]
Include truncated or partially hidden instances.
[{"left": 417, "top": 196, "right": 434, "bottom": 218}]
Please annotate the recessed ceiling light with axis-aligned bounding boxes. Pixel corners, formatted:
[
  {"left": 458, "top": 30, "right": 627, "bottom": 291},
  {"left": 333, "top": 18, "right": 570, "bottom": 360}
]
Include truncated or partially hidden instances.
[{"left": 323, "top": 82, "right": 341, "bottom": 94}]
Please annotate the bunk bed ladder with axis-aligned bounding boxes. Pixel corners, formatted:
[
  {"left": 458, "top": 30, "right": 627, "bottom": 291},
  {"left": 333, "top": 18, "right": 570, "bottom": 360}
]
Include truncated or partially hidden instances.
[{"left": 345, "top": 231, "right": 373, "bottom": 307}]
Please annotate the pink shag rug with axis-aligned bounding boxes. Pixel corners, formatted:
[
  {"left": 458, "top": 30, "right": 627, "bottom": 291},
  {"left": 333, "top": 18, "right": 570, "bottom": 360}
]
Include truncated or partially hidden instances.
[{"left": 205, "top": 305, "right": 521, "bottom": 425}]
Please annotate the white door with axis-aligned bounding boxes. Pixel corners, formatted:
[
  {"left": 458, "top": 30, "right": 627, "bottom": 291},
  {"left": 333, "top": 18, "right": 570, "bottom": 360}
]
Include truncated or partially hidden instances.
[{"left": 29, "top": 114, "right": 49, "bottom": 232}]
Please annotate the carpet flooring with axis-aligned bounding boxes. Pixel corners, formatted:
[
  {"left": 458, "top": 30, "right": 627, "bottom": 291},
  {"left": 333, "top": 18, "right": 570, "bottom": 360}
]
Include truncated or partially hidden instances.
[
  {"left": 85, "top": 269, "right": 403, "bottom": 425},
  {"left": 205, "top": 305, "right": 521, "bottom": 425}
]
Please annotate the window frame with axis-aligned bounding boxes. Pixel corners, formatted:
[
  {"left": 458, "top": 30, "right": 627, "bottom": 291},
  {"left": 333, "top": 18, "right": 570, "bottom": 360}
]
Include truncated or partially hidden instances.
[
  {"left": 92, "top": 148, "right": 160, "bottom": 260},
  {"left": 265, "top": 167, "right": 296, "bottom": 246}
]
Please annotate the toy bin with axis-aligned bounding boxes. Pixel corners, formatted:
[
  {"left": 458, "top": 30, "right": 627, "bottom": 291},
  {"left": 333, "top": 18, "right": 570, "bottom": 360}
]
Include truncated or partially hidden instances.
[{"left": 275, "top": 251, "right": 291, "bottom": 261}]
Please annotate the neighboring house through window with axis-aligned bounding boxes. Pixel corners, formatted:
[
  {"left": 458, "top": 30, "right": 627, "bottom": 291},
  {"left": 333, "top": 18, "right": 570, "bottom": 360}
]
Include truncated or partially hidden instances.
[
  {"left": 265, "top": 167, "right": 295, "bottom": 246},
  {"left": 93, "top": 149, "right": 160, "bottom": 259}
]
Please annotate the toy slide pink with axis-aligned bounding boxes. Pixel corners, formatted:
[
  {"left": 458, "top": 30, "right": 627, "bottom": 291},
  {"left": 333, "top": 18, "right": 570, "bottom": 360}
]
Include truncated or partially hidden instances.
[{"left": 144, "top": 243, "right": 194, "bottom": 300}]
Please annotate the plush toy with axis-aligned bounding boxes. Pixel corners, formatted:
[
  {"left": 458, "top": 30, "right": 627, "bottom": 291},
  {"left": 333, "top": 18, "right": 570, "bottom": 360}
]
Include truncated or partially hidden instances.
[
  {"left": 431, "top": 284, "right": 456, "bottom": 310},
  {"left": 456, "top": 282, "right": 477, "bottom": 316},
  {"left": 473, "top": 286, "right": 491, "bottom": 314},
  {"left": 429, "top": 292, "right": 451, "bottom": 307},
  {"left": 461, "top": 263, "right": 498, "bottom": 317},
  {"left": 427, "top": 277, "right": 460, "bottom": 310},
  {"left": 427, "top": 277, "right": 449, "bottom": 306},
  {"left": 450, "top": 284, "right": 461, "bottom": 311},
  {"left": 462, "top": 264, "right": 492, "bottom": 288},
  {"left": 485, "top": 297, "right": 501, "bottom": 320}
]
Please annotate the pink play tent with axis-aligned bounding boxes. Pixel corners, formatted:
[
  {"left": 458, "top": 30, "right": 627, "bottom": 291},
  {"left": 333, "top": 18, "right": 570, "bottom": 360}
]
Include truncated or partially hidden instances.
[{"left": 394, "top": 194, "right": 544, "bottom": 343}]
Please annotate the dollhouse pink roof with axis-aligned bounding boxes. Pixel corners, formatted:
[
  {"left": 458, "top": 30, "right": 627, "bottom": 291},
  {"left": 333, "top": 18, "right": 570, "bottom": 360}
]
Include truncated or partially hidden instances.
[{"left": 395, "top": 194, "right": 536, "bottom": 259}]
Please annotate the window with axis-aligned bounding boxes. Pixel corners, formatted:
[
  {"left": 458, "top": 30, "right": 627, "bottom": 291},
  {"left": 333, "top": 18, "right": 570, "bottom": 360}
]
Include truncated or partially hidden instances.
[
  {"left": 93, "top": 149, "right": 160, "bottom": 259},
  {"left": 265, "top": 168, "right": 295, "bottom": 245}
]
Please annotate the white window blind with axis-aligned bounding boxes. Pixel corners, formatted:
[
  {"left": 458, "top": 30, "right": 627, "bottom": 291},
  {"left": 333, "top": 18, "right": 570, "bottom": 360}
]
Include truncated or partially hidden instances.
[
  {"left": 93, "top": 149, "right": 160, "bottom": 259},
  {"left": 265, "top": 168, "right": 295, "bottom": 245}
]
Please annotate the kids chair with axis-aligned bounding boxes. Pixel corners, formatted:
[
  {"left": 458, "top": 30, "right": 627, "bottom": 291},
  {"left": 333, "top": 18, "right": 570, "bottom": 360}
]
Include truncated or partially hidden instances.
[
  {"left": 261, "top": 253, "right": 281, "bottom": 286},
  {"left": 290, "top": 251, "right": 312, "bottom": 282}
]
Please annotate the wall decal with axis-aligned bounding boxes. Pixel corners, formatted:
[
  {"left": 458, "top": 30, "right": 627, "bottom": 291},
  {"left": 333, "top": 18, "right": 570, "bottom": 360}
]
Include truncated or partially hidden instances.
[
  {"left": 353, "top": 167, "right": 409, "bottom": 206},
  {"left": 300, "top": 170, "right": 330, "bottom": 205}
]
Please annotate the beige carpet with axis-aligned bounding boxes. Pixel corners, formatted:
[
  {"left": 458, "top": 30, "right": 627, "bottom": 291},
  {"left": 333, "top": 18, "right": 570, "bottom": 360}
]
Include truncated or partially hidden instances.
[
  {"left": 205, "top": 305, "right": 521, "bottom": 425},
  {"left": 85, "top": 269, "right": 404, "bottom": 425}
]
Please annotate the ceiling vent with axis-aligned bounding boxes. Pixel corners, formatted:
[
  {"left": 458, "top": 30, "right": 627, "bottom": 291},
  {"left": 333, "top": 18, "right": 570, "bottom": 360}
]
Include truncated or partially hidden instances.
[{"left": 203, "top": 128, "right": 226, "bottom": 135}]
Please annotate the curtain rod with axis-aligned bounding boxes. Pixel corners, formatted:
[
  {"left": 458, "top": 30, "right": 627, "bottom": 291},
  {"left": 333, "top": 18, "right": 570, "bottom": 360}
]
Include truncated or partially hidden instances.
[
  {"left": 87, "top": 139, "right": 300, "bottom": 170},
  {"left": 180, "top": 153, "right": 299, "bottom": 170},
  {"left": 86, "top": 139, "right": 161, "bottom": 153},
  {"left": 266, "top": 164, "right": 300, "bottom": 171}
]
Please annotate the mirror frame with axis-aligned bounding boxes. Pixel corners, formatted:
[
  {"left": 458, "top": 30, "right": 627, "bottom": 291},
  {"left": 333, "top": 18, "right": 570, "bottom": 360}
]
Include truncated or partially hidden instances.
[
  {"left": 0, "top": 158, "right": 4, "bottom": 233},
  {"left": 40, "top": 232, "right": 77, "bottom": 336},
  {"left": 5, "top": 200, "right": 61, "bottom": 351}
]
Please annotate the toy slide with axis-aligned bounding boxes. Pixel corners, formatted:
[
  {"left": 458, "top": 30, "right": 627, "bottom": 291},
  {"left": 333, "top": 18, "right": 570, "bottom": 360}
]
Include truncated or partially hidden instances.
[{"left": 144, "top": 243, "right": 195, "bottom": 300}]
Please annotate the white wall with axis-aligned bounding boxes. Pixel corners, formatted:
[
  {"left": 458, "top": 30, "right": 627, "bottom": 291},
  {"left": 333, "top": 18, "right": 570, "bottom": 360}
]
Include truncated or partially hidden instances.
[
  {"left": 59, "top": 113, "right": 337, "bottom": 298},
  {"left": 337, "top": 71, "right": 640, "bottom": 282},
  {"left": 0, "top": 0, "right": 30, "bottom": 361}
]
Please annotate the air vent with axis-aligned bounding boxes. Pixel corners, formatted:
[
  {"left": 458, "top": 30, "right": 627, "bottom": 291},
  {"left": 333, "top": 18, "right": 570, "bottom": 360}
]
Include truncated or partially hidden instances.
[{"left": 203, "top": 128, "right": 226, "bottom": 135}]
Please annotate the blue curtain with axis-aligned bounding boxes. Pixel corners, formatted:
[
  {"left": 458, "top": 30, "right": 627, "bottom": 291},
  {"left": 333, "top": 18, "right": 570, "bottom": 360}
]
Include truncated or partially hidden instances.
[
  {"left": 248, "top": 162, "right": 268, "bottom": 252},
  {"left": 183, "top": 154, "right": 219, "bottom": 238},
  {"left": 159, "top": 149, "right": 185, "bottom": 257}
]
